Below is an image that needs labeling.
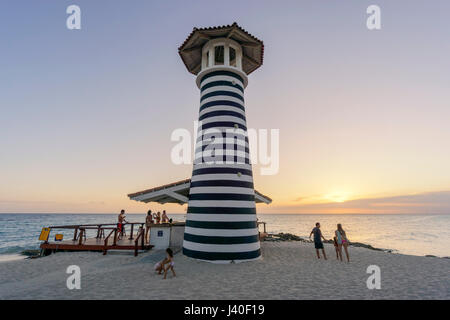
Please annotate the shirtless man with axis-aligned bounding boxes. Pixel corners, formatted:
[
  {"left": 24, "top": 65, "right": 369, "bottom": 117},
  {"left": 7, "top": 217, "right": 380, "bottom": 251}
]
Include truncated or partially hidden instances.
[
  {"left": 309, "top": 222, "right": 327, "bottom": 260},
  {"left": 117, "top": 209, "right": 127, "bottom": 240}
]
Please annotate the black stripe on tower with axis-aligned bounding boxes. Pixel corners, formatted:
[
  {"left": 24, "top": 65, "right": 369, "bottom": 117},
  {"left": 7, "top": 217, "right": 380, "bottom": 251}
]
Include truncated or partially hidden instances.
[
  {"left": 187, "top": 207, "right": 256, "bottom": 214},
  {"left": 200, "top": 100, "right": 245, "bottom": 112},
  {"left": 183, "top": 248, "right": 261, "bottom": 261},
  {"left": 200, "top": 122, "right": 247, "bottom": 131},
  {"left": 185, "top": 220, "right": 257, "bottom": 229},
  {"left": 195, "top": 145, "right": 250, "bottom": 156},
  {"left": 189, "top": 193, "right": 255, "bottom": 201},
  {"left": 184, "top": 233, "right": 259, "bottom": 244},
  {"left": 192, "top": 167, "right": 253, "bottom": 176},
  {"left": 201, "top": 91, "right": 244, "bottom": 103},
  {"left": 189, "top": 180, "right": 254, "bottom": 188},
  {"left": 199, "top": 110, "right": 246, "bottom": 121},
  {"left": 201, "top": 80, "right": 244, "bottom": 93}
]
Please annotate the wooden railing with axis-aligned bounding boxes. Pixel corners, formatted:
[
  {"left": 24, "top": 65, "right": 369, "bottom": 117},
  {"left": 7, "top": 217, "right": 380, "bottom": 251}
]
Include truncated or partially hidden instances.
[
  {"left": 103, "top": 228, "right": 118, "bottom": 255},
  {"left": 46, "top": 222, "right": 145, "bottom": 243},
  {"left": 134, "top": 226, "right": 145, "bottom": 257}
]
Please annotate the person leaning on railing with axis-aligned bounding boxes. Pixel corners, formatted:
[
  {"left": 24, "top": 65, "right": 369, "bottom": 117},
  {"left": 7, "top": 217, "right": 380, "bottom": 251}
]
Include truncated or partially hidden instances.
[{"left": 117, "top": 209, "right": 128, "bottom": 240}]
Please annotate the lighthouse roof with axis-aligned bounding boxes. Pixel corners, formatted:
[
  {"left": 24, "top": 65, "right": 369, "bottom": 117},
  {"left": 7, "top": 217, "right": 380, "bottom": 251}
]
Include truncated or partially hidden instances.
[{"left": 179, "top": 22, "right": 264, "bottom": 75}]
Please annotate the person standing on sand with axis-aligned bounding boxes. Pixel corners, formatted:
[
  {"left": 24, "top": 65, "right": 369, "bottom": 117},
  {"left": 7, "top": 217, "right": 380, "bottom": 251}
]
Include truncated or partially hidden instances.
[
  {"left": 145, "top": 210, "right": 154, "bottom": 244},
  {"left": 335, "top": 223, "right": 350, "bottom": 262},
  {"left": 309, "top": 222, "right": 327, "bottom": 260}
]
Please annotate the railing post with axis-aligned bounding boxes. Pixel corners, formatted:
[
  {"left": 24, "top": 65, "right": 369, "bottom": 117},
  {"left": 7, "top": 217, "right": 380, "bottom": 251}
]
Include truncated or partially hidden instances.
[
  {"left": 141, "top": 227, "right": 144, "bottom": 249},
  {"left": 129, "top": 224, "right": 134, "bottom": 240},
  {"left": 134, "top": 241, "right": 138, "bottom": 257},
  {"left": 73, "top": 228, "right": 78, "bottom": 241},
  {"left": 78, "top": 229, "right": 84, "bottom": 245},
  {"left": 113, "top": 228, "right": 117, "bottom": 246}
]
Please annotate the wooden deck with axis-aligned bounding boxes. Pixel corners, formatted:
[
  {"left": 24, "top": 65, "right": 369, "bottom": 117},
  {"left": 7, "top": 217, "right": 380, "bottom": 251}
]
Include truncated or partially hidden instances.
[
  {"left": 41, "top": 237, "right": 153, "bottom": 252},
  {"left": 39, "top": 222, "right": 153, "bottom": 256}
]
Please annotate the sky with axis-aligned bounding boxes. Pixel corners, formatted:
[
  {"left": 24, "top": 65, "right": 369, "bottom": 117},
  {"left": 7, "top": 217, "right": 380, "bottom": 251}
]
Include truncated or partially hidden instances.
[{"left": 1, "top": 0, "right": 450, "bottom": 214}]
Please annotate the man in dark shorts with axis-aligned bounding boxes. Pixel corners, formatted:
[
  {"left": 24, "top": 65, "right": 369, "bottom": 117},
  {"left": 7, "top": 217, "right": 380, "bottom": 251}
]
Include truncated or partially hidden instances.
[{"left": 309, "top": 222, "right": 327, "bottom": 260}]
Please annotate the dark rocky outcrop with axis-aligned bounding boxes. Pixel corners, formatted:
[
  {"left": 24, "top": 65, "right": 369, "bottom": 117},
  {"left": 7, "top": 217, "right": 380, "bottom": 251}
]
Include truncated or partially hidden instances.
[{"left": 263, "top": 232, "right": 394, "bottom": 253}]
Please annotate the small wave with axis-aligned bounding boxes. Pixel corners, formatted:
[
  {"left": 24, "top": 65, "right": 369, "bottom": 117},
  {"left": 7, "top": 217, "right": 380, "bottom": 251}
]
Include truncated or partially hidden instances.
[{"left": 0, "top": 245, "right": 39, "bottom": 255}]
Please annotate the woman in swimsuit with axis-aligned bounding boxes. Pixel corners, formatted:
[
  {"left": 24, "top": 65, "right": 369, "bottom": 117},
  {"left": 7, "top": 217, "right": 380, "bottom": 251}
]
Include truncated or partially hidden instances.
[
  {"left": 335, "top": 223, "right": 350, "bottom": 262},
  {"left": 153, "top": 211, "right": 161, "bottom": 224}
]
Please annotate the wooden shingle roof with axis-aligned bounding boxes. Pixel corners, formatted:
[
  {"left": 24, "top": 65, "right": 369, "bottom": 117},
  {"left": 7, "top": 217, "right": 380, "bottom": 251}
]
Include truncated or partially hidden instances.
[{"left": 179, "top": 22, "right": 264, "bottom": 75}]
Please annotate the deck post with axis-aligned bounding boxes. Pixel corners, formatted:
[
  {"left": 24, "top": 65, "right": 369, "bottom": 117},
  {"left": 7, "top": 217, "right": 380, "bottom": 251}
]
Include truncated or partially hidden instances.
[
  {"left": 78, "top": 229, "right": 84, "bottom": 245},
  {"left": 73, "top": 228, "right": 78, "bottom": 241},
  {"left": 141, "top": 226, "right": 144, "bottom": 249},
  {"left": 129, "top": 224, "right": 134, "bottom": 240},
  {"left": 113, "top": 229, "right": 117, "bottom": 246}
]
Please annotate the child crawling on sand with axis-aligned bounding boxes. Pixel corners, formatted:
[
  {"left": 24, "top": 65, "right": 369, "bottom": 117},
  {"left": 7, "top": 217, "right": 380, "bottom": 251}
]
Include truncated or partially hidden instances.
[{"left": 154, "top": 248, "right": 176, "bottom": 279}]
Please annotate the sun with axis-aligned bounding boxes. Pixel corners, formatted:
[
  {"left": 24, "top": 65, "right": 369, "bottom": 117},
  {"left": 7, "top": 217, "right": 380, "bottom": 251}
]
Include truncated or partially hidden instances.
[{"left": 323, "top": 192, "right": 351, "bottom": 203}]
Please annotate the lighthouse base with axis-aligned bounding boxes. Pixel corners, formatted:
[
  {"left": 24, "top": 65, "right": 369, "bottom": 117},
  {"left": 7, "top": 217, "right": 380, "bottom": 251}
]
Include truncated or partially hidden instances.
[{"left": 182, "top": 247, "right": 261, "bottom": 264}]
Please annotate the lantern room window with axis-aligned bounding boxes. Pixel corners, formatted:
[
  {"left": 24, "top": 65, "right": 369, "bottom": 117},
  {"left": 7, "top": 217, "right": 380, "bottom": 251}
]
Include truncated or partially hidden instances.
[
  {"left": 214, "top": 46, "right": 225, "bottom": 65},
  {"left": 201, "top": 38, "right": 243, "bottom": 72},
  {"left": 229, "top": 47, "right": 237, "bottom": 67}
]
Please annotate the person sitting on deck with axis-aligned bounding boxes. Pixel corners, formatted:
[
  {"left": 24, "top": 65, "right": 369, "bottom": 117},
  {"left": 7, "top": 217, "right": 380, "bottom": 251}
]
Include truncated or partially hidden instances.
[
  {"left": 161, "top": 210, "right": 169, "bottom": 223},
  {"left": 117, "top": 209, "right": 127, "bottom": 240},
  {"left": 145, "top": 210, "right": 154, "bottom": 244}
]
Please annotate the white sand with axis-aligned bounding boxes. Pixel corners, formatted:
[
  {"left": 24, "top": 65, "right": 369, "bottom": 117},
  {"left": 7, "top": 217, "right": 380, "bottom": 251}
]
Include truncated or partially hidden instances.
[{"left": 0, "top": 242, "right": 448, "bottom": 300}]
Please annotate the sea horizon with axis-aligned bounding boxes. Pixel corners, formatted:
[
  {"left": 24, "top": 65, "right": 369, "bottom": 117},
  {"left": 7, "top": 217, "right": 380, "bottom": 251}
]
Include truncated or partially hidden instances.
[{"left": 1, "top": 213, "right": 449, "bottom": 260}]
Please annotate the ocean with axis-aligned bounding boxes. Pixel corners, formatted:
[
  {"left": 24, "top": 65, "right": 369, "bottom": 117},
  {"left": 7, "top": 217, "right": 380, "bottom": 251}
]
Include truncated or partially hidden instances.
[{"left": 0, "top": 213, "right": 449, "bottom": 261}]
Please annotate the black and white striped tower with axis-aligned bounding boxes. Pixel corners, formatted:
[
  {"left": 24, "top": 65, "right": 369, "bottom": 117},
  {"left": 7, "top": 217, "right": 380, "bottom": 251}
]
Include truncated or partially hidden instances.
[{"left": 179, "top": 23, "right": 264, "bottom": 263}]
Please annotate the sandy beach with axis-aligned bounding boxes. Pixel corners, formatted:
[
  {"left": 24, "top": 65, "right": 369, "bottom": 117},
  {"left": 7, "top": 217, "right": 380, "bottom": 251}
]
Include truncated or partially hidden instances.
[{"left": 0, "top": 242, "right": 448, "bottom": 300}]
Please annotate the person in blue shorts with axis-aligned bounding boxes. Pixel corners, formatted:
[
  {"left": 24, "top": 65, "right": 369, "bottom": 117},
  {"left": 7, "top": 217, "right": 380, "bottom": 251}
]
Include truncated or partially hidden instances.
[{"left": 309, "top": 222, "right": 327, "bottom": 260}]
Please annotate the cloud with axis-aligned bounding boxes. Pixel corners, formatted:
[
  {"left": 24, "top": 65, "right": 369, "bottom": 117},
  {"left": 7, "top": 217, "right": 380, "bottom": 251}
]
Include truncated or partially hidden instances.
[{"left": 279, "top": 191, "right": 450, "bottom": 214}]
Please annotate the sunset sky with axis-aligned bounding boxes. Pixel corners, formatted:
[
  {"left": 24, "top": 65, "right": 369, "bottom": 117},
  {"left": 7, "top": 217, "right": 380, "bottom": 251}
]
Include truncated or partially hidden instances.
[{"left": 1, "top": 0, "right": 450, "bottom": 214}]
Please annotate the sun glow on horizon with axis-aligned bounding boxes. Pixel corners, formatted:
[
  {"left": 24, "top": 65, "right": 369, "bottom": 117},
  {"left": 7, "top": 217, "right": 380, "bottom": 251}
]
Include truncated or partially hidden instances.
[{"left": 323, "top": 191, "right": 352, "bottom": 203}]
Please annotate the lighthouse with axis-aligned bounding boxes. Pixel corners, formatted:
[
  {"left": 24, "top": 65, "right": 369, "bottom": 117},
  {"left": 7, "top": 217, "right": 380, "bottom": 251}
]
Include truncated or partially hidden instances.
[{"left": 179, "top": 23, "right": 264, "bottom": 263}]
